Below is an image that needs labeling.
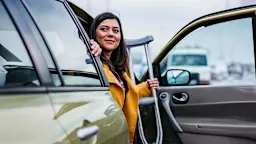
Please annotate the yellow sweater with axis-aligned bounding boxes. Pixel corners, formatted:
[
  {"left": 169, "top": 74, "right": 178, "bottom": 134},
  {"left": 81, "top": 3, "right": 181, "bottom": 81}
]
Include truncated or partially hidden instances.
[{"left": 102, "top": 63, "right": 151, "bottom": 142}]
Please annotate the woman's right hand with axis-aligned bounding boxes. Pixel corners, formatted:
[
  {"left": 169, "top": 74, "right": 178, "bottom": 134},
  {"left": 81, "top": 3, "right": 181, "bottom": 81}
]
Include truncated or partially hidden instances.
[
  {"left": 146, "top": 78, "right": 159, "bottom": 92},
  {"left": 90, "top": 39, "right": 102, "bottom": 56}
]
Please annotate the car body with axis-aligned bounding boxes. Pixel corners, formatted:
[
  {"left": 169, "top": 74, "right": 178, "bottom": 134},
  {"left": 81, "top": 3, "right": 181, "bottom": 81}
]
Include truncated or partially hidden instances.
[{"left": 0, "top": 0, "right": 128, "bottom": 143}]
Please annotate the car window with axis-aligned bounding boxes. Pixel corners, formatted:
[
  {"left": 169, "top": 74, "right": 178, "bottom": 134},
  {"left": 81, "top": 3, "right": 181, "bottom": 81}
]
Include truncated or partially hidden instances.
[
  {"left": 129, "top": 45, "right": 148, "bottom": 80},
  {"left": 0, "top": 1, "right": 40, "bottom": 87},
  {"left": 160, "top": 17, "right": 255, "bottom": 86},
  {"left": 171, "top": 54, "right": 207, "bottom": 66},
  {"left": 25, "top": 0, "right": 101, "bottom": 87}
]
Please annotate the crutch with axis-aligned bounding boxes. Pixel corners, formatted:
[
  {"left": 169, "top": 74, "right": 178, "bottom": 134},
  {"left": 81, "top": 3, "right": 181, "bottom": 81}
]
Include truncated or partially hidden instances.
[{"left": 126, "top": 35, "right": 163, "bottom": 144}]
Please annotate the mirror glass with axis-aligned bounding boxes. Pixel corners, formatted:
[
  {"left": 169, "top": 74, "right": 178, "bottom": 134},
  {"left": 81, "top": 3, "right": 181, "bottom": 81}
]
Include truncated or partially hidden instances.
[{"left": 166, "top": 69, "right": 190, "bottom": 85}]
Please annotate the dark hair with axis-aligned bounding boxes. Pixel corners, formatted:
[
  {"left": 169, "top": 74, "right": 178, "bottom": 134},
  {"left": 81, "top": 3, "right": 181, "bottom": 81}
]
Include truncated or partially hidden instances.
[{"left": 90, "top": 12, "right": 129, "bottom": 76}]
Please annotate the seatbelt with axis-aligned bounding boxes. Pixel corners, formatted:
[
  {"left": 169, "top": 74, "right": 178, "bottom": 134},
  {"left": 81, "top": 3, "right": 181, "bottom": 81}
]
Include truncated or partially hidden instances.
[{"left": 126, "top": 35, "right": 163, "bottom": 144}]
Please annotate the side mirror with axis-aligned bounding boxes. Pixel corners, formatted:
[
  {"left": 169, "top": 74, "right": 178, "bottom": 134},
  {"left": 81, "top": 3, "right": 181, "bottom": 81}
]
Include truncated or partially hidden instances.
[{"left": 166, "top": 69, "right": 191, "bottom": 86}]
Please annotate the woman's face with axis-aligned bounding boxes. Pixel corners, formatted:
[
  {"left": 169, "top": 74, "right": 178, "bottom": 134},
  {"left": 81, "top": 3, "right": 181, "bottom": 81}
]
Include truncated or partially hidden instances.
[{"left": 96, "top": 19, "right": 121, "bottom": 52}]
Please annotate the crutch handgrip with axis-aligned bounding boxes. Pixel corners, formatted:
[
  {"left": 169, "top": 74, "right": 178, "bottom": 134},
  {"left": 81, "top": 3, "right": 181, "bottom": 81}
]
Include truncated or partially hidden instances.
[
  {"left": 126, "top": 35, "right": 154, "bottom": 48},
  {"left": 139, "top": 97, "right": 155, "bottom": 105}
]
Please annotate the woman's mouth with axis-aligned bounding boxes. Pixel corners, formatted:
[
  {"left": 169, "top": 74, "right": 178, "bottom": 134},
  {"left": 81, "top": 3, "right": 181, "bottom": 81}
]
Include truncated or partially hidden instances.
[{"left": 105, "top": 40, "right": 115, "bottom": 44}]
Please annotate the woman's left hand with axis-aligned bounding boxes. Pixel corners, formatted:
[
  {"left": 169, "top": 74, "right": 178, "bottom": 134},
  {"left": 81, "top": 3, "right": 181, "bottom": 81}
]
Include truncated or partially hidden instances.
[
  {"left": 90, "top": 39, "right": 102, "bottom": 56},
  {"left": 147, "top": 78, "right": 159, "bottom": 91}
]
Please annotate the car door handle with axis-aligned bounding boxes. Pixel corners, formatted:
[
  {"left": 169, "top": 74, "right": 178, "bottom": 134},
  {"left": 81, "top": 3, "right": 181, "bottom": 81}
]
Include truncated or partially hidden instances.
[
  {"left": 159, "top": 92, "right": 183, "bottom": 132},
  {"left": 172, "top": 92, "right": 189, "bottom": 104},
  {"left": 77, "top": 125, "right": 99, "bottom": 141}
]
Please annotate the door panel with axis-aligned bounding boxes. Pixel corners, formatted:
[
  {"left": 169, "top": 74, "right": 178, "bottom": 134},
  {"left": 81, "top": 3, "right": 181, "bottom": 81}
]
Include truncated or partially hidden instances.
[
  {"left": 158, "top": 86, "right": 256, "bottom": 143},
  {"left": 49, "top": 90, "right": 129, "bottom": 144},
  {"left": 0, "top": 93, "right": 67, "bottom": 144},
  {"left": 0, "top": 0, "right": 67, "bottom": 143},
  {"left": 178, "top": 133, "right": 256, "bottom": 144}
]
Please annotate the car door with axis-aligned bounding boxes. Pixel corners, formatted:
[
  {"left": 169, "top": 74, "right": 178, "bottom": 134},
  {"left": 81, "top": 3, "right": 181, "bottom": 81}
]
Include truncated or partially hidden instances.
[
  {"left": 137, "top": 5, "right": 256, "bottom": 144},
  {"left": 0, "top": 0, "right": 68, "bottom": 143},
  {"left": 23, "top": 0, "right": 129, "bottom": 143}
]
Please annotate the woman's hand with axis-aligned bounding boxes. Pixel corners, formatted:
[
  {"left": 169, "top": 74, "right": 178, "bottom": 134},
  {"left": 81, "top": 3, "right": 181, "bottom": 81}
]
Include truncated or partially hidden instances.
[
  {"left": 90, "top": 39, "right": 102, "bottom": 56},
  {"left": 147, "top": 78, "right": 159, "bottom": 91}
]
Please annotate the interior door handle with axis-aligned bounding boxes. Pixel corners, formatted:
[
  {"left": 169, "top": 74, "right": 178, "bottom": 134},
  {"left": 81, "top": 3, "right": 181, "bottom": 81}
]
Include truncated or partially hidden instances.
[
  {"left": 172, "top": 93, "right": 189, "bottom": 104},
  {"left": 159, "top": 92, "right": 183, "bottom": 132},
  {"left": 77, "top": 125, "right": 99, "bottom": 141}
]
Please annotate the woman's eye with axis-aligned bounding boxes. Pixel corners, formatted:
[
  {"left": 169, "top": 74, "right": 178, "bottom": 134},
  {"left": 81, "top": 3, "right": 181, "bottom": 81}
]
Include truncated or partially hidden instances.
[
  {"left": 100, "top": 27, "right": 107, "bottom": 31},
  {"left": 113, "top": 29, "right": 119, "bottom": 33}
]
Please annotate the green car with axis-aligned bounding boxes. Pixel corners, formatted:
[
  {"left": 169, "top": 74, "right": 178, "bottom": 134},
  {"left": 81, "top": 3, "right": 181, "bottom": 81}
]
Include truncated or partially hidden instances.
[
  {"left": 1, "top": 0, "right": 256, "bottom": 144},
  {"left": 0, "top": 0, "right": 128, "bottom": 143}
]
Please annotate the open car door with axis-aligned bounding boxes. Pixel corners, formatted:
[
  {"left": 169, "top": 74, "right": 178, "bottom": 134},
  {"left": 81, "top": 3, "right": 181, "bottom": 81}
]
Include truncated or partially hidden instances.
[{"left": 138, "top": 5, "right": 256, "bottom": 144}]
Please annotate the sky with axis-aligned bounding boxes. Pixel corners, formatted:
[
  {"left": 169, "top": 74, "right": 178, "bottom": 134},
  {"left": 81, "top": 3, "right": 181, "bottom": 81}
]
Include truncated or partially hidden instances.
[{"left": 70, "top": 0, "right": 256, "bottom": 64}]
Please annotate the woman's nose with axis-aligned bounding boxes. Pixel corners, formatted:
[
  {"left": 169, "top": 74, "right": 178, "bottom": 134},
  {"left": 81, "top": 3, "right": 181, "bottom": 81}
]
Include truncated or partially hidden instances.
[{"left": 107, "top": 30, "right": 114, "bottom": 37}]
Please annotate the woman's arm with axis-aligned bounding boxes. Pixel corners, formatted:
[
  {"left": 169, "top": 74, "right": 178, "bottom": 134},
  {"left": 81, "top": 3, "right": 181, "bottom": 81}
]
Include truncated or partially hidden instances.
[
  {"left": 137, "top": 78, "right": 159, "bottom": 98},
  {"left": 137, "top": 81, "right": 151, "bottom": 98}
]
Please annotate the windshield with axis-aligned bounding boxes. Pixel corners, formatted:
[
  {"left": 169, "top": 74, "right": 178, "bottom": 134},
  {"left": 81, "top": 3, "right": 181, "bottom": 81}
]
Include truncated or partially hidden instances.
[{"left": 171, "top": 54, "right": 207, "bottom": 66}]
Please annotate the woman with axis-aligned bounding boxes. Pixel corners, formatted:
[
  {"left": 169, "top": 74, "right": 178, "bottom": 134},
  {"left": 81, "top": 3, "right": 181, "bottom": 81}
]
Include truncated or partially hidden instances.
[{"left": 90, "top": 12, "right": 159, "bottom": 143}]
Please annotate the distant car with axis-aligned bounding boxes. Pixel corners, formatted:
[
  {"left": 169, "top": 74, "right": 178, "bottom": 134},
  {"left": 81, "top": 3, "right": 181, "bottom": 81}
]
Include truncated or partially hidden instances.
[
  {"left": 228, "top": 62, "right": 244, "bottom": 78},
  {"left": 211, "top": 62, "right": 229, "bottom": 81},
  {"left": 166, "top": 48, "right": 211, "bottom": 85},
  {"left": 131, "top": 52, "right": 147, "bottom": 79},
  {"left": 242, "top": 64, "right": 255, "bottom": 74}
]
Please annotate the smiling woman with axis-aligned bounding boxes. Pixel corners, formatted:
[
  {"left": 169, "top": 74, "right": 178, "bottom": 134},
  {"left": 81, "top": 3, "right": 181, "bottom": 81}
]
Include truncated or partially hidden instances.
[
  {"left": 90, "top": 12, "right": 129, "bottom": 75},
  {"left": 90, "top": 12, "right": 160, "bottom": 143},
  {"left": 96, "top": 19, "right": 121, "bottom": 53}
]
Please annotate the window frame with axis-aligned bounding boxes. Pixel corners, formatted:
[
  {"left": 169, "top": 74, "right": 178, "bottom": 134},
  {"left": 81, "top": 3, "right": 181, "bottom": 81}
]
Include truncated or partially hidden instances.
[
  {"left": 0, "top": 0, "right": 109, "bottom": 94},
  {"left": 0, "top": 0, "right": 53, "bottom": 94},
  {"left": 152, "top": 12, "right": 256, "bottom": 86},
  {"left": 22, "top": 0, "right": 109, "bottom": 88},
  {"left": 62, "top": 0, "right": 109, "bottom": 87}
]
